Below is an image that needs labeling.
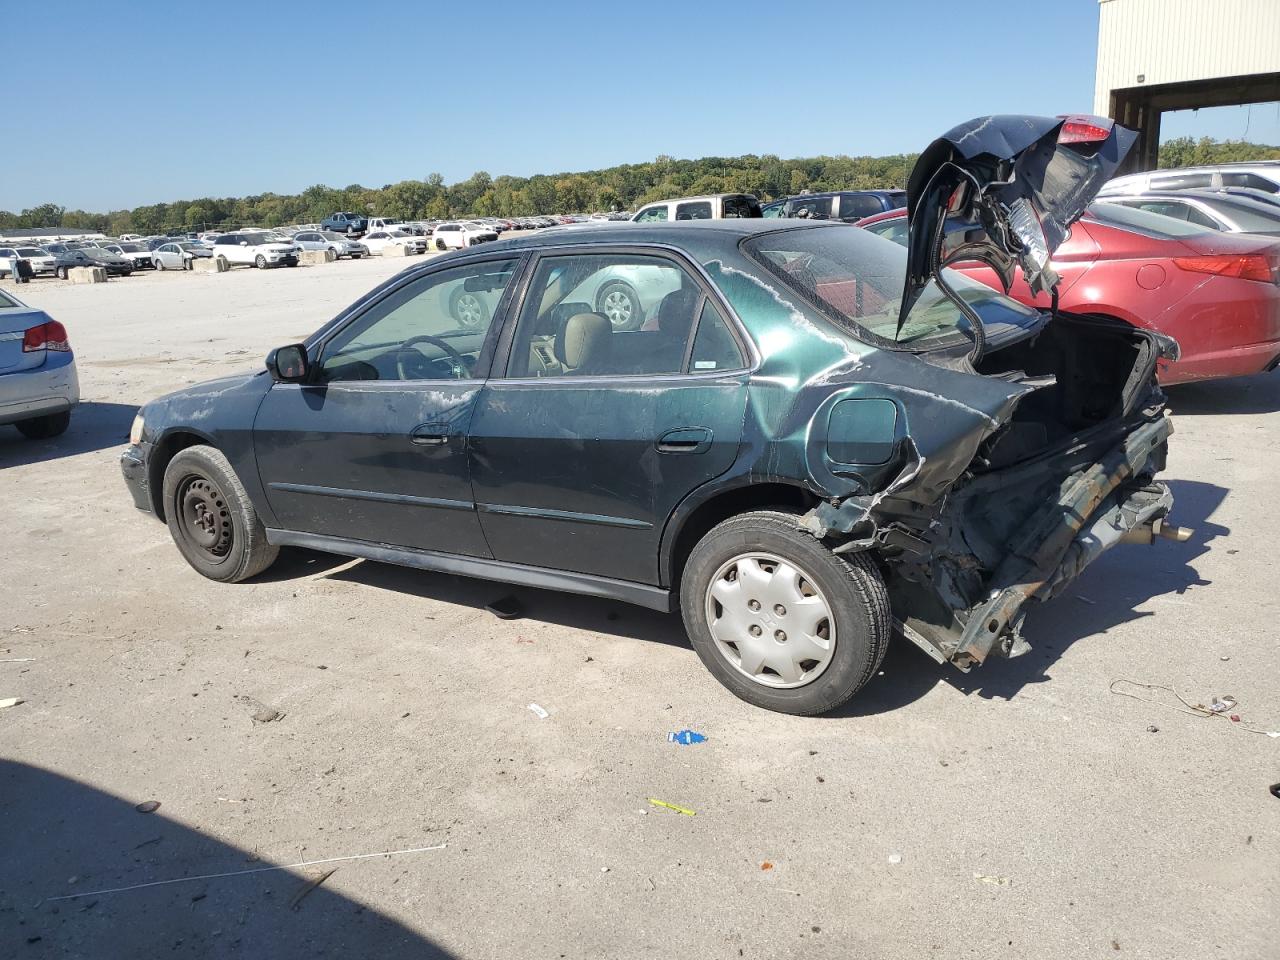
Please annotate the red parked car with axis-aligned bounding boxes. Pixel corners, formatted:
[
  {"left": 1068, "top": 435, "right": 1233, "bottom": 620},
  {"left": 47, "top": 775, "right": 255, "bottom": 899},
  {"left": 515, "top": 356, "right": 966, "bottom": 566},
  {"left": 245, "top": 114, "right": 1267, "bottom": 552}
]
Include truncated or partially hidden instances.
[{"left": 856, "top": 203, "right": 1280, "bottom": 384}]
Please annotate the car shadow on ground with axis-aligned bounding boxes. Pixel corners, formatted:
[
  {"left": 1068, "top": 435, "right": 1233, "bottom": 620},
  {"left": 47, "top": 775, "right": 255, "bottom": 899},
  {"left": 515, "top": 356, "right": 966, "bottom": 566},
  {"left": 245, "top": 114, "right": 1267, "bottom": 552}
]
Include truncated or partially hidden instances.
[
  {"left": 0, "top": 761, "right": 456, "bottom": 959},
  {"left": 0, "top": 401, "right": 137, "bottom": 468},
  {"left": 1166, "top": 370, "right": 1280, "bottom": 416},
  {"left": 261, "top": 547, "right": 690, "bottom": 650},
  {"left": 829, "top": 477, "right": 1230, "bottom": 717}
]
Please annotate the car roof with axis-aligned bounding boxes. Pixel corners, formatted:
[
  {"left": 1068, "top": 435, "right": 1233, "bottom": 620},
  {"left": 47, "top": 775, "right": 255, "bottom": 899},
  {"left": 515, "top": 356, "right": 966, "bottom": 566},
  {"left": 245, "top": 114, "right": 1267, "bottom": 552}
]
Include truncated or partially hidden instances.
[{"left": 480, "top": 218, "right": 828, "bottom": 251}]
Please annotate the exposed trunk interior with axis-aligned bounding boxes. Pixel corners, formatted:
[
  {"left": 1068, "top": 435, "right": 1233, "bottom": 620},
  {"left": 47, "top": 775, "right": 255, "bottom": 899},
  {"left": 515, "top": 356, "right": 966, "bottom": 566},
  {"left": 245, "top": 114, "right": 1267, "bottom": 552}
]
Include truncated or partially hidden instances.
[{"left": 971, "top": 314, "right": 1157, "bottom": 471}]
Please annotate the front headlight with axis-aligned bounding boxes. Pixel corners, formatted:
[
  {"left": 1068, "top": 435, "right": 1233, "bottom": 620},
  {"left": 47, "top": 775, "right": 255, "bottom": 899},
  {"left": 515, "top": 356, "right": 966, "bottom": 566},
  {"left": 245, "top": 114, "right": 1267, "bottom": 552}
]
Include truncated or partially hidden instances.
[{"left": 129, "top": 412, "right": 145, "bottom": 445}]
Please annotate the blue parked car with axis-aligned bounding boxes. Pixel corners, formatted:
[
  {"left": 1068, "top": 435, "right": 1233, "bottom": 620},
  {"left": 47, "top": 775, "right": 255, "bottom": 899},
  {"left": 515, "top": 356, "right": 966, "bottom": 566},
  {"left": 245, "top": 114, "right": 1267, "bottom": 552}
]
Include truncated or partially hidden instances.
[
  {"left": 0, "top": 288, "right": 79, "bottom": 439},
  {"left": 761, "top": 190, "right": 907, "bottom": 222}
]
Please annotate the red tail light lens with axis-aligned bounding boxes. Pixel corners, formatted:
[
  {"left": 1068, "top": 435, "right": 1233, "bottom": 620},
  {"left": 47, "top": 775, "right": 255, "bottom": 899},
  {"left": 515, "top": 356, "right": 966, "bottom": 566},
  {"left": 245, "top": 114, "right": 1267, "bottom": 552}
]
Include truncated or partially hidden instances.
[
  {"left": 1172, "top": 254, "right": 1279, "bottom": 284},
  {"left": 22, "top": 320, "right": 71, "bottom": 352},
  {"left": 1057, "top": 115, "right": 1114, "bottom": 144}
]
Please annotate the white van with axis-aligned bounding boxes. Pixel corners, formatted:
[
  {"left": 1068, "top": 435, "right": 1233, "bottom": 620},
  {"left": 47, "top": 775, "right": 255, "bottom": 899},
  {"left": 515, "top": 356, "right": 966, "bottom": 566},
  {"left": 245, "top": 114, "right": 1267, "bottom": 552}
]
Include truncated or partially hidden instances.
[{"left": 631, "top": 193, "right": 762, "bottom": 223}]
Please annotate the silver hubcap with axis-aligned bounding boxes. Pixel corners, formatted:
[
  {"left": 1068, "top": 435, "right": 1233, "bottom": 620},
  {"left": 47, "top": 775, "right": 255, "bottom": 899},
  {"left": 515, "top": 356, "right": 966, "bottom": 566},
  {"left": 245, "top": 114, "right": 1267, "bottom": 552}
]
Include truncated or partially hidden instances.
[
  {"left": 602, "top": 289, "right": 633, "bottom": 327},
  {"left": 705, "top": 552, "right": 835, "bottom": 688},
  {"left": 455, "top": 293, "right": 484, "bottom": 328}
]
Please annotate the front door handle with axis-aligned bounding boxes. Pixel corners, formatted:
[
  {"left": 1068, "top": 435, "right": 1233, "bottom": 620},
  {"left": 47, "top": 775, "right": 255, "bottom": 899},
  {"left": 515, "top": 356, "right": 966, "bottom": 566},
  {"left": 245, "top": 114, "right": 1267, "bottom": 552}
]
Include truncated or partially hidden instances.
[
  {"left": 410, "top": 422, "right": 449, "bottom": 446},
  {"left": 657, "top": 427, "right": 712, "bottom": 454}
]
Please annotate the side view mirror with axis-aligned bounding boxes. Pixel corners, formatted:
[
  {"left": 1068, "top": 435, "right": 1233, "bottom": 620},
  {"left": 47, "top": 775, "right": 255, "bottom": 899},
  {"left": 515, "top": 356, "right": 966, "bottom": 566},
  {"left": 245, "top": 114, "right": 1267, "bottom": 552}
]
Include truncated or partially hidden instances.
[
  {"left": 240, "top": 240, "right": 249, "bottom": 246},
  {"left": 266, "top": 344, "right": 309, "bottom": 383}
]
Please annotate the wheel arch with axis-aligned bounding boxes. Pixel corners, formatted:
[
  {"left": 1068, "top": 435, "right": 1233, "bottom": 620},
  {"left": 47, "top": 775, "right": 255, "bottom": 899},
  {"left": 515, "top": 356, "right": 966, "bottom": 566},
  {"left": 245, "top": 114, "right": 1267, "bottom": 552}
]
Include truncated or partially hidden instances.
[
  {"left": 147, "top": 428, "right": 217, "bottom": 520},
  {"left": 660, "top": 480, "right": 819, "bottom": 592}
]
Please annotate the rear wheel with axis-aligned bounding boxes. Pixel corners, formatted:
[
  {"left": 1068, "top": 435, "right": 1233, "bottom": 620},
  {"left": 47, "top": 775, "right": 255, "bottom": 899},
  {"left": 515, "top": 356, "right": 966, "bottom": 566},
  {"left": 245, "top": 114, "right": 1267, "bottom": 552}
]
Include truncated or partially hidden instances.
[
  {"left": 15, "top": 410, "right": 71, "bottom": 440},
  {"left": 162, "top": 445, "right": 278, "bottom": 583},
  {"left": 680, "top": 510, "right": 890, "bottom": 715},
  {"left": 596, "top": 281, "right": 642, "bottom": 331},
  {"left": 436, "top": 239, "right": 447, "bottom": 251},
  {"left": 55, "top": 266, "right": 68, "bottom": 279}
]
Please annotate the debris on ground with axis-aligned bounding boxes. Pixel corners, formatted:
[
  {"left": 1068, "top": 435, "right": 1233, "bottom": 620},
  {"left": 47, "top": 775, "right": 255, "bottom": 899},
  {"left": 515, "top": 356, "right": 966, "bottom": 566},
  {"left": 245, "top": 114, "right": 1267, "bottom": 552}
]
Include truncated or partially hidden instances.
[
  {"left": 974, "top": 873, "right": 1012, "bottom": 886},
  {"left": 0, "top": 697, "right": 23, "bottom": 709},
  {"left": 760, "top": 862, "right": 774, "bottom": 871},
  {"left": 135, "top": 800, "right": 161, "bottom": 814},
  {"left": 236, "top": 695, "right": 284, "bottom": 724},
  {"left": 1109, "top": 679, "right": 1278, "bottom": 735},
  {"left": 1146, "top": 725, "right": 1159, "bottom": 733},
  {"left": 486, "top": 596, "right": 522, "bottom": 619},
  {"left": 1208, "top": 695, "right": 1237, "bottom": 714},
  {"left": 887, "top": 853, "right": 902, "bottom": 865},
  {"left": 668, "top": 729, "right": 707, "bottom": 745},
  {"left": 527, "top": 703, "right": 549, "bottom": 720},
  {"left": 647, "top": 798, "right": 695, "bottom": 816},
  {"left": 289, "top": 868, "right": 337, "bottom": 911},
  {"left": 0, "top": 657, "right": 35, "bottom": 663}
]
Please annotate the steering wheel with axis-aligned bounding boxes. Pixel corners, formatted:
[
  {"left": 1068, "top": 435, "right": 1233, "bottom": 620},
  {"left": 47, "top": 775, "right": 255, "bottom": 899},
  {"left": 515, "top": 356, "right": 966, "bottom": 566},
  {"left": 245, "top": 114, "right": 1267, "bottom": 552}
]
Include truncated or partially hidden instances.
[{"left": 396, "top": 334, "right": 469, "bottom": 380}]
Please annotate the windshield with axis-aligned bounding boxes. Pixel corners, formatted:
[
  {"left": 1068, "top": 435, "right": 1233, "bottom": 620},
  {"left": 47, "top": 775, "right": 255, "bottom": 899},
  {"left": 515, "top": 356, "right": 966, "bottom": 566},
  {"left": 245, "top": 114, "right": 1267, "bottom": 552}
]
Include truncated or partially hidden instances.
[
  {"left": 178, "top": 242, "right": 200, "bottom": 250},
  {"left": 320, "top": 231, "right": 345, "bottom": 240},
  {"left": 120, "top": 243, "right": 145, "bottom": 251},
  {"left": 16, "top": 248, "right": 42, "bottom": 256},
  {"left": 240, "top": 233, "right": 271, "bottom": 245},
  {"left": 743, "top": 225, "right": 1040, "bottom": 348},
  {"left": 1086, "top": 202, "right": 1212, "bottom": 237}
]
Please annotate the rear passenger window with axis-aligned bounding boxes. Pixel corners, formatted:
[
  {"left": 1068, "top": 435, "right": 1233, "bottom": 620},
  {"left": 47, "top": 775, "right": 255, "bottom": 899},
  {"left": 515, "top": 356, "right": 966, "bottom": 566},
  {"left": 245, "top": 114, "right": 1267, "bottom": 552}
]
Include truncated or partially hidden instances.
[
  {"left": 838, "top": 194, "right": 882, "bottom": 220},
  {"left": 506, "top": 253, "right": 707, "bottom": 378},
  {"left": 689, "top": 301, "right": 745, "bottom": 372},
  {"left": 1185, "top": 206, "right": 1220, "bottom": 229},
  {"left": 675, "top": 201, "right": 712, "bottom": 220}
]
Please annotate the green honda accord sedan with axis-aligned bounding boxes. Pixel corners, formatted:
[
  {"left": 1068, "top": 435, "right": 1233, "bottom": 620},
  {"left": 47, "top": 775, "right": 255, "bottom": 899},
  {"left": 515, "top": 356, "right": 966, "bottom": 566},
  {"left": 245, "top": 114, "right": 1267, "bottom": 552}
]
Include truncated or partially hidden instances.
[{"left": 121, "top": 115, "right": 1185, "bottom": 714}]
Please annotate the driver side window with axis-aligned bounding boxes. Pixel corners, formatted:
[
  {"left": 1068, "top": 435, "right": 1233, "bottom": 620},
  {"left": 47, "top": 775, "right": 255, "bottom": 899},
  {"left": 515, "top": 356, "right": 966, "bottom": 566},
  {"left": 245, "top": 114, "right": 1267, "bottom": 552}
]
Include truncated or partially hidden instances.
[{"left": 319, "top": 259, "right": 518, "bottom": 382}]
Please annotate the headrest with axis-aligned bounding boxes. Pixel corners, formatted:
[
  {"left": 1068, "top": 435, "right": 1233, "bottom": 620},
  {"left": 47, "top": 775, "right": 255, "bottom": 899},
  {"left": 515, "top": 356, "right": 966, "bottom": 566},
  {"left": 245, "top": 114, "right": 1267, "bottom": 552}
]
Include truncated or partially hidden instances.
[{"left": 555, "top": 313, "right": 611, "bottom": 369}]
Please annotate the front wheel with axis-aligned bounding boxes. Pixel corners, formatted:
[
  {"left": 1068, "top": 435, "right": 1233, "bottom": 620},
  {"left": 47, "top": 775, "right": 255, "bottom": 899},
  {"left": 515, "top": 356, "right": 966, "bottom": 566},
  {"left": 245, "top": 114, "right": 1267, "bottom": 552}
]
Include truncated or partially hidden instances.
[
  {"left": 680, "top": 510, "right": 890, "bottom": 715},
  {"left": 15, "top": 410, "right": 70, "bottom": 439},
  {"left": 156, "top": 258, "right": 166, "bottom": 272},
  {"left": 162, "top": 445, "right": 278, "bottom": 583},
  {"left": 255, "top": 255, "right": 267, "bottom": 269}
]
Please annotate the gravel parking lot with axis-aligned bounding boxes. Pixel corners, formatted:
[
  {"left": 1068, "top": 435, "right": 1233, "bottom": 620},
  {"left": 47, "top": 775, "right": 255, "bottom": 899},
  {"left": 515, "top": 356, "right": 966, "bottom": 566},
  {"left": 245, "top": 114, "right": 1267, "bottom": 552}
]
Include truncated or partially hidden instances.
[{"left": 1, "top": 257, "right": 1276, "bottom": 959}]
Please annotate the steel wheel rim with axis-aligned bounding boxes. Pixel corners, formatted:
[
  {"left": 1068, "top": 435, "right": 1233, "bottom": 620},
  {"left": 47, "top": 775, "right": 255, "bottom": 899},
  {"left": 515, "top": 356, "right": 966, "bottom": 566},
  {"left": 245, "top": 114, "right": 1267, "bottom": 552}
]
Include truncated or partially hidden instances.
[
  {"left": 705, "top": 552, "right": 836, "bottom": 689},
  {"left": 454, "top": 293, "right": 485, "bottom": 328},
  {"left": 601, "top": 289, "right": 633, "bottom": 327},
  {"left": 177, "top": 475, "right": 233, "bottom": 563}
]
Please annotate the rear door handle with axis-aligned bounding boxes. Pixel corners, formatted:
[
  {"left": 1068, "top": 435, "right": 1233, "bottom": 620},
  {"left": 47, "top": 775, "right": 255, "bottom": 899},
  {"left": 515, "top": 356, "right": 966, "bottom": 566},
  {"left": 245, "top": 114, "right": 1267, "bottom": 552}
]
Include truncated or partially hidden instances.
[
  {"left": 657, "top": 427, "right": 712, "bottom": 454},
  {"left": 410, "top": 422, "right": 449, "bottom": 446}
]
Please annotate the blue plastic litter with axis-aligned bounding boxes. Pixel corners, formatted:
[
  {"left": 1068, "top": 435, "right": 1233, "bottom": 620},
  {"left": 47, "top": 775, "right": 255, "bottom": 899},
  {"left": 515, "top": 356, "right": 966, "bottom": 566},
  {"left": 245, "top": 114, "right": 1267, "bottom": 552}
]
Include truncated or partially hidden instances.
[{"left": 668, "top": 729, "right": 707, "bottom": 745}]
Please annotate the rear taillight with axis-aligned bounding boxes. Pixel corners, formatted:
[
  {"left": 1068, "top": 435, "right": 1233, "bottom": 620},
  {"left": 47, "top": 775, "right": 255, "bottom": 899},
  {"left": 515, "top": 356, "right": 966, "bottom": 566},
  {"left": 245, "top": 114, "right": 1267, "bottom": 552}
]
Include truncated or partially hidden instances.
[
  {"left": 22, "top": 320, "right": 71, "bottom": 353},
  {"left": 1057, "top": 115, "right": 1114, "bottom": 144},
  {"left": 1172, "top": 254, "right": 1279, "bottom": 284}
]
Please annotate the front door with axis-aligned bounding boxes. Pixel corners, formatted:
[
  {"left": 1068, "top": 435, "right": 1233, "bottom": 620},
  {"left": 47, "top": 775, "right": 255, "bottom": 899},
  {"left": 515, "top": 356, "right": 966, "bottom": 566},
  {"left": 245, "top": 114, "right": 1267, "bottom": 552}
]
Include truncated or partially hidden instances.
[
  {"left": 468, "top": 249, "right": 751, "bottom": 585},
  {"left": 252, "top": 256, "right": 522, "bottom": 557}
]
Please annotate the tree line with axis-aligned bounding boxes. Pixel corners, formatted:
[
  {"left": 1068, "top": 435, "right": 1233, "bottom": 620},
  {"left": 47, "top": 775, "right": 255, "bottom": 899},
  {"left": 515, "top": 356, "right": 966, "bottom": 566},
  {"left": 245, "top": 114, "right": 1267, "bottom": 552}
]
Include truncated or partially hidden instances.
[{"left": 2, "top": 136, "right": 1276, "bottom": 236}]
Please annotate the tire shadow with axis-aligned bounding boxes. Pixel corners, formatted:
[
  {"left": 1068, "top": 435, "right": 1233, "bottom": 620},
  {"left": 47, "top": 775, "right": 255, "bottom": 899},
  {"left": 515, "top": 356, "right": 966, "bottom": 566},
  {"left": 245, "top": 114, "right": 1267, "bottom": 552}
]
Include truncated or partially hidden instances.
[
  {"left": 831, "top": 477, "right": 1229, "bottom": 716},
  {"left": 0, "top": 761, "right": 457, "bottom": 959},
  {"left": 0, "top": 401, "right": 137, "bottom": 468},
  {"left": 1165, "top": 370, "right": 1280, "bottom": 416}
]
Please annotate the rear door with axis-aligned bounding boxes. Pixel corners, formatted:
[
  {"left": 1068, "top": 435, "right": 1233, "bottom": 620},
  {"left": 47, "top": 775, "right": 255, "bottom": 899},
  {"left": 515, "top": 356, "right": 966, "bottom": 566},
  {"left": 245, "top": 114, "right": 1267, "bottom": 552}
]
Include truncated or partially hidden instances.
[
  {"left": 252, "top": 255, "right": 524, "bottom": 556},
  {"left": 468, "top": 246, "right": 751, "bottom": 585}
]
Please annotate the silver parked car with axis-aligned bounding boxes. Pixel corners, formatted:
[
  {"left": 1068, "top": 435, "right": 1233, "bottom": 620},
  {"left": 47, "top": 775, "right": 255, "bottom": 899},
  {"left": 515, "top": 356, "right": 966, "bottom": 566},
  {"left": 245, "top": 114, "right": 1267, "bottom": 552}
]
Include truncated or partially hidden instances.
[
  {"left": 153, "top": 241, "right": 213, "bottom": 271},
  {"left": 1095, "top": 190, "right": 1280, "bottom": 236},
  {"left": 1100, "top": 161, "right": 1280, "bottom": 197},
  {"left": 0, "top": 246, "right": 59, "bottom": 278},
  {"left": 291, "top": 231, "right": 369, "bottom": 259}
]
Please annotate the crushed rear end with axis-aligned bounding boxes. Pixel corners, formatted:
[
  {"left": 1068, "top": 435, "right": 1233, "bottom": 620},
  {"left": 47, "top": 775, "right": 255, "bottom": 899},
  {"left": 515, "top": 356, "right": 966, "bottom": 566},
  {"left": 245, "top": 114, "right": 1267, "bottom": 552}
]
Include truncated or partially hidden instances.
[{"left": 801, "top": 115, "right": 1188, "bottom": 669}]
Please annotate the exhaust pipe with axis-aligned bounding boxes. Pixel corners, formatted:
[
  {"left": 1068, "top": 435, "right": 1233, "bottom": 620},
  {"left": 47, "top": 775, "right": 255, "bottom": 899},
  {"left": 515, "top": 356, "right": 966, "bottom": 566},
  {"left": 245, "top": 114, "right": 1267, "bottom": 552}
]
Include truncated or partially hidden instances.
[{"left": 1119, "top": 518, "right": 1194, "bottom": 545}]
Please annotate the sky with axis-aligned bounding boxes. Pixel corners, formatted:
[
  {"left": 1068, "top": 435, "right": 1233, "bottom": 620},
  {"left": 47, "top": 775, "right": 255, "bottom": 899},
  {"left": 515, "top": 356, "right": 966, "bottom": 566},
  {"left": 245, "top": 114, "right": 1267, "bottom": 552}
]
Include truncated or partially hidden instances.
[{"left": 3, "top": 0, "right": 1277, "bottom": 212}]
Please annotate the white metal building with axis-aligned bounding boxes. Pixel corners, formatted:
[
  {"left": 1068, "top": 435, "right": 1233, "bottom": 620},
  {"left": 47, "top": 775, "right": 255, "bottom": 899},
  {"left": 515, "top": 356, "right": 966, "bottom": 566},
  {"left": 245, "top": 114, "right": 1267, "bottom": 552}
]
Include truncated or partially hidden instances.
[{"left": 1094, "top": 0, "right": 1280, "bottom": 171}]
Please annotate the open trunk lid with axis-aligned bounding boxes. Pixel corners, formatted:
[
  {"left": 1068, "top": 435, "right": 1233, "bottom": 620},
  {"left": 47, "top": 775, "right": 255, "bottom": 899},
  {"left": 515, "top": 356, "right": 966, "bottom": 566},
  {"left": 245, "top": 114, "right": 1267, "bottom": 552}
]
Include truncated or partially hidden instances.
[{"left": 899, "top": 115, "right": 1137, "bottom": 347}]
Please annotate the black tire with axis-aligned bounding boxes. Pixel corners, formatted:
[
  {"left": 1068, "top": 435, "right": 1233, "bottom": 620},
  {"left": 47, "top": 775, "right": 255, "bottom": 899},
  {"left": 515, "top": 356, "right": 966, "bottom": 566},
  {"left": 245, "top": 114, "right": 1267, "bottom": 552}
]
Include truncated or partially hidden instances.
[
  {"left": 436, "top": 238, "right": 447, "bottom": 252},
  {"left": 679, "top": 510, "right": 890, "bottom": 715},
  {"left": 55, "top": 266, "right": 68, "bottom": 279},
  {"left": 595, "top": 280, "right": 643, "bottom": 331},
  {"left": 15, "top": 410, "right": 71, "bottom": 440},
  {"left": 162, "top": 445, "right": 279, "bottom": 583}
]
